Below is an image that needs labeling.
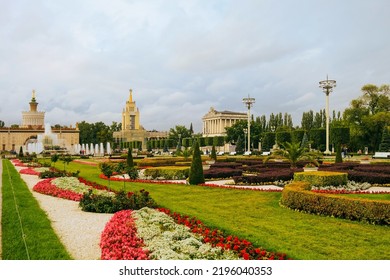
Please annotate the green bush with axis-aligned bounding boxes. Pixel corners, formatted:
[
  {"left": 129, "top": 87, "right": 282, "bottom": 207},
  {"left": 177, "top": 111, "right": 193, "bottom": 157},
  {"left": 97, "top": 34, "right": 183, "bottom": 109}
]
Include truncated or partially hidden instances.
[
  {"left": 294, "top": 171, "right": 348, "bottom": 187},
  {"left": 144, "top": 167, "right": 189, "bottom": 180},
  {"left": 281, "top": 182, "right": 390, "bottom": 225},
  {"left": 189, "top": 141, "right": 205, "bottom": 185},
  {"left": 79, "top": 189, "right": 157, "bottom": 213}
]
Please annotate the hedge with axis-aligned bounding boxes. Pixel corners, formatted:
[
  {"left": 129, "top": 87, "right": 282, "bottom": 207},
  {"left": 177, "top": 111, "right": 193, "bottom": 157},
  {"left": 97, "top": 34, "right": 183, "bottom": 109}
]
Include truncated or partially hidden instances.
[
  {"left": 294, "top": 171, "right": 348, "bottom": 187},
  {"left": 143, "top": 167, "right": 189, "bottom": 180},
  {"left": 281, "top": 181, "right": 390, "bottom": 225}
]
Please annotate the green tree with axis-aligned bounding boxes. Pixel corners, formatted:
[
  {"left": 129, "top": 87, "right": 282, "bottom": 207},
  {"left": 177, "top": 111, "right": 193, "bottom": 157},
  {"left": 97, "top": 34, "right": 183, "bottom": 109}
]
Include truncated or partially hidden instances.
[
  {"left": 189, "top": 140, "right": 205, "bottom": 185},
  {"left": 272, "top": 141, "right": 320, "bottom": 169},
  {"left": 379, "top": 127, "right": 390, "bottom": 152},
  {"left": 210, "top": 144, "right": 217, "bottom": 160},
  {"left": 127, "top": 148, "right": 134, "bottom": 168},
  {"left": 51, "top": 154, "right": 59, "bottom": 168},
  {"left": 335, "top": 144, "right": 343, "bottom": 163},
  {"left": 18, "top": 146, "right": 24, "bottom": 158},
  {"left": 168, "top": 125, "right": 192, "bottom": 148},
  {"left": 60, "top": 154, "right": 73, "bottom": 172},
  {"left": 0, "top": 120, "right": 5, "bottom": 128},
  {"left": 99, "top": 162, "right": 114, "bottom": 188}
]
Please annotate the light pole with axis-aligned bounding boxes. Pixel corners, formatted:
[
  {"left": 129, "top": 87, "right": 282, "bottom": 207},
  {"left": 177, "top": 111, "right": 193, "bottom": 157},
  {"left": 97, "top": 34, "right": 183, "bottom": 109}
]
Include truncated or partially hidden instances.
[
  {"left": 242, "top": 95, "right": 255, "bottom": 153},
  {"left": 319, "top": 76, "right": 336, "bottom": 155},
  {"left": 243, "top": 128, "right": 247, "bottom": 153}
]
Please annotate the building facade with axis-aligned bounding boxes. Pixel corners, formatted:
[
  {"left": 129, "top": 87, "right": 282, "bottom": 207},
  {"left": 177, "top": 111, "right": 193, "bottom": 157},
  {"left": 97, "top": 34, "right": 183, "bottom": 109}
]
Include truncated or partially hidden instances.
[
  {"left": 202, "top": 107, "right": 247, "bottom": 137},
  {"left": 113, "top": 89, "right": 168, "bottom": 150},
  {"left": 0, "top": 91, "right": 79, "bottom": 153}
]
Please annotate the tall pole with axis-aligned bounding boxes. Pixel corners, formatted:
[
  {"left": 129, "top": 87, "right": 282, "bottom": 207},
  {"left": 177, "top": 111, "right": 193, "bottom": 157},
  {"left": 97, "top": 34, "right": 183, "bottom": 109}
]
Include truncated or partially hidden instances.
[
  {"left": 242, "top": 95, "right": 255, "bottom": 153},
  {"left": 319, "top": 76, "right": 336, "bottom": 155}
]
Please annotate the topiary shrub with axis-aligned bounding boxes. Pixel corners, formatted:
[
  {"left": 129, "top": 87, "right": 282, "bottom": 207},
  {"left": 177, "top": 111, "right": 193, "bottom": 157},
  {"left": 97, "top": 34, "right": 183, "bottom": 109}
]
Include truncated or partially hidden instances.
[
  {"left": 189, "top": 140, "right": 205, "bottom": 185},
  {"left": 294, "top": 171, "right": 348, "bottom": 187}
]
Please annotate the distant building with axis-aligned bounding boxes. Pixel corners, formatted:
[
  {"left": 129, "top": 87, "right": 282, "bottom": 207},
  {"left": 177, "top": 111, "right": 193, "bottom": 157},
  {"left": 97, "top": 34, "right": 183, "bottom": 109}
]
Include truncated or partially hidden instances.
[
  {"left": 0, "top": 90, "right": 79, "bottom": 153},
  {"left": 202, "top": 107, "right": 247, "bottom": 137},
  {"left": 113, "top": 89, "right": 168, "bottom": 149}
]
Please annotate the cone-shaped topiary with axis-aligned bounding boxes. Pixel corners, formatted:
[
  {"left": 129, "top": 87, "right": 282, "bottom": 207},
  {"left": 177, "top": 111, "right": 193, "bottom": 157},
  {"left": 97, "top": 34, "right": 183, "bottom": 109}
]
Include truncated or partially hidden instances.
[
  {"left": 210, "top": 144, "right": 217, "bottom": 160},
  {"left": 189, "top": 140, "right": 205, "bottom": 185},
  {"left": 127, "top": 148, "right": 134, "bottom": 168}
]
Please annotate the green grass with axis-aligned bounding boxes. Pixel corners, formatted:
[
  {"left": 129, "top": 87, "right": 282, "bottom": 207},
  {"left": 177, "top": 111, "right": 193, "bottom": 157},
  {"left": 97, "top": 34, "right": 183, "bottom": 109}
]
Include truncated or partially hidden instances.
[
  {"left": 1, "top": 160, "right": 72, "bottom": 260},
  {"left": 63, "top": 161, "right": 390, "bottom": 260}
]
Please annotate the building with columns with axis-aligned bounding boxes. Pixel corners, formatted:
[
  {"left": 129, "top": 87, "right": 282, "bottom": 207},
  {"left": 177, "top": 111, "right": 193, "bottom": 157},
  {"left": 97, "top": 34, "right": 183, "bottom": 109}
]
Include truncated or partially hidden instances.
[
  {"left": 0, "top": 90, "right": 79, "bottom": 153},
  {"left": 202, "top": 107, "right": 247, "bottom": 137}
]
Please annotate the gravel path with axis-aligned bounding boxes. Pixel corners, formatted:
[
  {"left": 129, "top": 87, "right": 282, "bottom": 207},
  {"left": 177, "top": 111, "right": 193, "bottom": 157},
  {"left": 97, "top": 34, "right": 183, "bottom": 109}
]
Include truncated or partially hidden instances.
[{"left": 13, "top": 164, "right": 113, "bottom": 260}]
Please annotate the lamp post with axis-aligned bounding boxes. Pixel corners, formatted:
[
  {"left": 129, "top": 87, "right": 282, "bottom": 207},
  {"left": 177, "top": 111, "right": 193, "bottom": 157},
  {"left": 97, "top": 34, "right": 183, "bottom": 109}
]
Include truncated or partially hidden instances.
[
  {"left": 243, "top": 128, "right": 248, "bottom": 153},
  {"left": 242, "top": 95, "right": 255, "bottom": 153},
  {"left": 319, "top": 76, "right": 336, "bottom": 155}
]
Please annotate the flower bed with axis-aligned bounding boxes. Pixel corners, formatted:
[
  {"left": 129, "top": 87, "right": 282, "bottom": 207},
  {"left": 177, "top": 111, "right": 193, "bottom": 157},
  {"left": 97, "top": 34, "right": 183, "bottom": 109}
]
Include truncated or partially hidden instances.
[
  {"left": 100, "top": 210, "right": 149, "bottom": 260},
  {"left": 100, "top": 207, "right": 289, "bottom": 260},
  {"left": 33, "top": 178, "right": 83, "bottom": 201},
  {"left": 19, "top": 167, "right": 49, "bottom": 176},
  {"left": 158, "top": 208, "right": 288, "bottom": 260},
  {"left": 33, "top": 177, "right": 115, "bottom": 201}
]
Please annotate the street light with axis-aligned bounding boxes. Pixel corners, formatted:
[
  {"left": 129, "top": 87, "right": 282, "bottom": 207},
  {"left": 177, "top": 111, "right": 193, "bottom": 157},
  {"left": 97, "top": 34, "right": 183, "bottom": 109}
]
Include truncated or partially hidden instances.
[
  {"left": 243, "top": 128, "right": 248, "bottom": 153},
  {"left": 242, "top": 95, "right": 255, "bottom": 153},
  {"left": 319, "top": 75, "right": 336, "bottom": 155}
]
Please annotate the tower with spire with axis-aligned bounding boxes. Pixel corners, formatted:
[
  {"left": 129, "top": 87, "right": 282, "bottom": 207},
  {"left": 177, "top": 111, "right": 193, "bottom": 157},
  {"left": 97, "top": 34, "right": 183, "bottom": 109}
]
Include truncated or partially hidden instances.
[
  {"left": 122, "top": 89, "right": 140, "bottom": 130},
  {"left": 21, "top": 90, "right": 45, "bottom": 129}
]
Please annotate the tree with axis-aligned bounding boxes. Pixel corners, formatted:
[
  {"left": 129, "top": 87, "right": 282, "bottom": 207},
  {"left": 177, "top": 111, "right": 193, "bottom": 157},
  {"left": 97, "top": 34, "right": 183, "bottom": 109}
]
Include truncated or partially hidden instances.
[
  {"left": 18, "top": 146, "right": 24, "bottom": 158},
  {"left": 60, "top": 154, "right": 73, "bottom": 171},
  {"left": 127, "top": 148, "right": 134, "bottom": 168},
  {"left": 0, "top": 120, "right": 4, "bottom": 128},
  {"left": 379, "top": 127, "right": 390, "bottom": 152},
  {"left": 100, "top": 162, "right": 114, "bottom": 188},
  {"left": 51, "top": 154, "right": 59, "bottom": 168},
  {"left": 189, "top": 140, "right": 205, "bottom": 185},
  {"left": 272, "top": 141, "right": 320, "bottom": 169},
  {"left": 168, "top": 125, "right": 192, "bottom": 148},
  {"left": 210, "top": 144, "right": 217, "bottom": 161}
]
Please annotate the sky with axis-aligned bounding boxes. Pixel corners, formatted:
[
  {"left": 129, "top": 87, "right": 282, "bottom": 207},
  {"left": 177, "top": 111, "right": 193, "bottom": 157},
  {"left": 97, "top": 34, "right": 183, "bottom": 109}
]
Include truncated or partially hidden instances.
[{"left": 0, "top": 0, "right": 389, "bottom": 133}]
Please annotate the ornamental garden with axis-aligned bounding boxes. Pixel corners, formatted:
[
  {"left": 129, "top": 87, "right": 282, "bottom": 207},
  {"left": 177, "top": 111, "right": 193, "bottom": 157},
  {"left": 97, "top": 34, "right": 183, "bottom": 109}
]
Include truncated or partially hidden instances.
[{"left": 1, "top": 144, "right": 389, "bottom": 260}]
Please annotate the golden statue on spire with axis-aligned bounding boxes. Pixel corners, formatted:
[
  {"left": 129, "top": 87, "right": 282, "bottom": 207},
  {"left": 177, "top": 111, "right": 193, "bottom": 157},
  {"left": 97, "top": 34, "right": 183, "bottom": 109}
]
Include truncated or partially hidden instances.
[{"left": 129, "top": 89, "right": 133, "bottom": 102}]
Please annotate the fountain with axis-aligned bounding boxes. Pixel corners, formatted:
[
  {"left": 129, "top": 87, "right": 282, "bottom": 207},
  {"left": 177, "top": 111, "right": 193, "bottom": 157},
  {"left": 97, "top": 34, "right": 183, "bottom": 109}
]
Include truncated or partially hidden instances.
[
  {"left": 100, "top": 142, "right": 104, "bottom": 156},
  {"left": 106, "top": 142, "right": 111, "bottom": 155},
  {"left": 26, "top": 123, "right": 63, "bottom": 154}
]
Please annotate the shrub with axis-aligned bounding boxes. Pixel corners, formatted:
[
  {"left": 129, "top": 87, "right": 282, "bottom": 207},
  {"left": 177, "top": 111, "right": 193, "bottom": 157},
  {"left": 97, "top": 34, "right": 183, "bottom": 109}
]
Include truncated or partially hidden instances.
[
  {"left": 233, "top": 169, "right": 294, "bottom": 184},
  {"left": 294, "top": 171, "right": 348, "bottom": 187},
  {"left": 281, "top": 181, "right": 390, "bottom": 225},
  {"left": 189, "top": 141, "right": 205, "bottom": 185},
  {"left": 204, "top": 168, "right": 243, "bottom": 179},
  {"left": 79, "top": 189, "right": 157, "bottom": 213},
  {"left": 144, "top": 167, "right": 189, "bottom": 180}
]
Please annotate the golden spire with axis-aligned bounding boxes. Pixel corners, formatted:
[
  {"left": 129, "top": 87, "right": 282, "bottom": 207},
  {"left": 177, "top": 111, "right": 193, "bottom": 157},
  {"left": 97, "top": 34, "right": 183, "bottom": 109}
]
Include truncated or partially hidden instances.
[
  {"left": 31, "top": 89, "right": 36, "bottom": 102},
  {"left": 129, "top": 89, "right": 133, "bottom": 102}
]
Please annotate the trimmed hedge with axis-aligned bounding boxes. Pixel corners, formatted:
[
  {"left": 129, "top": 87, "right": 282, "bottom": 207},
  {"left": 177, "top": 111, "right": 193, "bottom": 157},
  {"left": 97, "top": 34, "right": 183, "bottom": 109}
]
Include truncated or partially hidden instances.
[
  {"left": 144, "top": 166, "right": 189, "bottom": 180},
  {"left": 280, "top": 181, "right": 390, "bottom": 225},
  {"left": 294, "top": 171, "right": 348, "bottom": 187},
  {"left": 233, "top": 169, "right": 295, "bottom": 184},
  {"left": 204, "top": 168, "right": 243, "bottom": 179}
]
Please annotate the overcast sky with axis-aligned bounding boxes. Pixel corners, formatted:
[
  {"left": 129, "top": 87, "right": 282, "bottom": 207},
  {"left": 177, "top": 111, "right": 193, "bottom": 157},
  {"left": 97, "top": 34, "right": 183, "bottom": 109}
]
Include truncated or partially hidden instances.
[{"left": 0, "top": 0, "right": 389, "bottom": 133}]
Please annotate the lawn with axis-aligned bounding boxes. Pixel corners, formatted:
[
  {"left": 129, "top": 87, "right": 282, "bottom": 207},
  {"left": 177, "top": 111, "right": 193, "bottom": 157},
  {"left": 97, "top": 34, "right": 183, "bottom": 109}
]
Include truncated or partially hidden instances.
[
  {"left": 63, "top": 160, "right": 390, "bottom": 260},
  {"left": 1, "top": 160, "right": 72, "bottom": 260}
]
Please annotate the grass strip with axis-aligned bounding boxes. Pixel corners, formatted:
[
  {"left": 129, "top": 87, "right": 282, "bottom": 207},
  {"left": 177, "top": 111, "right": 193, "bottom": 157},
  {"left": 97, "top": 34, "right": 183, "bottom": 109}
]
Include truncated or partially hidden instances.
[{"left": 1, "top": 160, "right": 72, "bottom": 260}]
